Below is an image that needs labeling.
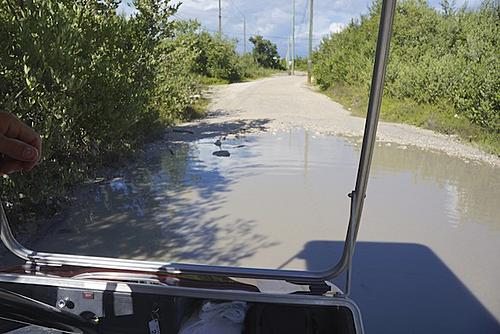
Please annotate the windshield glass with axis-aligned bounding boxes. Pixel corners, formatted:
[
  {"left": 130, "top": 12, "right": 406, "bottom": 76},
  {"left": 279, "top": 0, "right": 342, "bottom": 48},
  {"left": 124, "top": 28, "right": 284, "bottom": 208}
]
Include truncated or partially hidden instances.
[
  {"left": 1, "top": 0, "right": 359, "bottom": 272},
  {"left": 2, "top": 0, "right": 500, "bottom": 333},
  {"left": 2, "top": 2, "right": 500, "bottom": 331}
]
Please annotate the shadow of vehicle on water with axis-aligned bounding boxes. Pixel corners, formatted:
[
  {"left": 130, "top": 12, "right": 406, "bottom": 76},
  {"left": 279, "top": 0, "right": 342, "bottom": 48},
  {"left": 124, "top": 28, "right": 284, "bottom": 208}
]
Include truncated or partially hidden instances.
[{"left": 288, "top": 240, "right": 499, "bottom": 334}]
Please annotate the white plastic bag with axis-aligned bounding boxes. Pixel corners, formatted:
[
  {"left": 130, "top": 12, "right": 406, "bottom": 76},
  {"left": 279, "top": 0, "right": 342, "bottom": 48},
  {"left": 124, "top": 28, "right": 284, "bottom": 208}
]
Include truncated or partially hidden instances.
[{"left": 178, "top": 301, "right": 247, "bottom": 334}]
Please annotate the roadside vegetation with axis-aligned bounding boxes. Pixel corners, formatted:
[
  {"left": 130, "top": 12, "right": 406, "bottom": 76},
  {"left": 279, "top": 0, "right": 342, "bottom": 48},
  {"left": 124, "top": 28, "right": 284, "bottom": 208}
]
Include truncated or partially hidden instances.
[
  {"left": 0, "top": 0, "right": 281, "bottom": 222},
  {"left": 313, "top": 0, "right": 499, "bottom": 155},
  {"left": 293, "top": 57, "right": 309, "bottom": 71}
]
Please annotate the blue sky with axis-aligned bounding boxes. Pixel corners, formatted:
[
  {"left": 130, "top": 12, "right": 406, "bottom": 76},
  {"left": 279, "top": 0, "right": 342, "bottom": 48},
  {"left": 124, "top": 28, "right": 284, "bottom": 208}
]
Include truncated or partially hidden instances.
[{"left": 118, "top": 0, "right": 480, "bottom": 57}]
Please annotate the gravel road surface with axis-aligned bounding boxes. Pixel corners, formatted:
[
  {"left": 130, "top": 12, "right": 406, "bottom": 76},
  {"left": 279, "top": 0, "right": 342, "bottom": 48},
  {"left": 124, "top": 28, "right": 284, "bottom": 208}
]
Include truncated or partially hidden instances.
[{"left": 180, "top": 73, "right": 499, "bottom": 166}]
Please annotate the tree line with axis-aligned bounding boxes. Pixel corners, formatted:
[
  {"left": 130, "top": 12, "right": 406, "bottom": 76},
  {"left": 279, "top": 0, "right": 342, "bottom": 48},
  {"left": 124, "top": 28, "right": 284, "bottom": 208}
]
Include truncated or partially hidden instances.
[{"left": 313, "top": 0, "right": 499, "bottom": 148}]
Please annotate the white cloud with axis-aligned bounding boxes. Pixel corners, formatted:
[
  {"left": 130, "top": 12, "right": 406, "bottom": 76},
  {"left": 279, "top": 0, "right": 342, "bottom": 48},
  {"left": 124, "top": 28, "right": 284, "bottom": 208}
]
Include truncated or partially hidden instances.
[
  {"left": 174, "top": 0, "right": 229, "bottom": 12},
  {"left": 328, "top": 22, "right": 346, "bottom": 34},
  {"left": 117, "top": 1, "right": 136, "bottom": 16}
]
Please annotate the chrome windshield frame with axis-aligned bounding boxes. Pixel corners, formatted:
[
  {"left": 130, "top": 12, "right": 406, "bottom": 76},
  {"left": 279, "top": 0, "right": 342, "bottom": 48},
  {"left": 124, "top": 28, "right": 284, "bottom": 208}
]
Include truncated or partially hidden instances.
[{"left": 0, "top": 0, "right": 397, "bottom": 292}]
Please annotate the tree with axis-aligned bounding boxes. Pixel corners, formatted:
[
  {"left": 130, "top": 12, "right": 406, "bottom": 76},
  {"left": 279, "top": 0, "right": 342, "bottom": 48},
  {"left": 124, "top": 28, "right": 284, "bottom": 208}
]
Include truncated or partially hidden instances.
[
  {"left": 249, "top": 35, "right": 281, "bottom": 69},
  {"left": 440, "top": 0, "right": 457, "bottom": 17}
]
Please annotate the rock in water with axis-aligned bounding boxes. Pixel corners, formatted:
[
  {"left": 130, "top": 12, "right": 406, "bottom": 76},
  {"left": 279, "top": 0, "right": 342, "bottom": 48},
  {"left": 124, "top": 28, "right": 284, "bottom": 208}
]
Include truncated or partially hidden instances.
[{"left": 213, "top": 150, "right": 230, "bottom": 157}]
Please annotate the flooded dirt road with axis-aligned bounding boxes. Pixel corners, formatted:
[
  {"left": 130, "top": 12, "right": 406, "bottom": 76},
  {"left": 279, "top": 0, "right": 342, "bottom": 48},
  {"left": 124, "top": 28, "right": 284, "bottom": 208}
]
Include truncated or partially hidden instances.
[
  {"left": 7, "top": 75, "right": 500, "bottom": 333},
  {"left": 205, "top": 73, "right": 499, "bottom": 166}
]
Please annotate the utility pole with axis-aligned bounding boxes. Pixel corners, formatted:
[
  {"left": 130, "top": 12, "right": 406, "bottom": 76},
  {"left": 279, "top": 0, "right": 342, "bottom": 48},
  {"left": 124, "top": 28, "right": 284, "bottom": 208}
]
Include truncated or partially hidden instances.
[
  {"left": 218, "top": 0, "right": 222, "bottom": 35},
  {"left": 286, "top": 36, "right": 291, "bottom": 75},
  {"left": 307, "top": 0, "right": 314, "bottom": 83},
  {"left": 243, "top": 17, "right": 247, "bottom": 54},
  {"left": 291, "top": 0, "right": 295, "bottom": 75}
]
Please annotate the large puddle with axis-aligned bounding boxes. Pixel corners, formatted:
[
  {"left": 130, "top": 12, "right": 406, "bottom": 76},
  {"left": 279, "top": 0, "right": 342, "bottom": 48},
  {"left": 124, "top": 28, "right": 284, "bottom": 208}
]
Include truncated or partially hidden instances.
[
  {"left": 26, "top": 130, "right": 362, "bottom": 267},
  {"left": 9, "top": 129, "right": 500, "bottom": 332}
]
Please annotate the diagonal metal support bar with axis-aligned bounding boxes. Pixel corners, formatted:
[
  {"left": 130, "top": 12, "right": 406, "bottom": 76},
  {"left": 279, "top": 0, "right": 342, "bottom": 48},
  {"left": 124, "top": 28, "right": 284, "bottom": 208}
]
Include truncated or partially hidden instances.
[{"left": 344, "top": 0, "right": 397, "bottom": 296}]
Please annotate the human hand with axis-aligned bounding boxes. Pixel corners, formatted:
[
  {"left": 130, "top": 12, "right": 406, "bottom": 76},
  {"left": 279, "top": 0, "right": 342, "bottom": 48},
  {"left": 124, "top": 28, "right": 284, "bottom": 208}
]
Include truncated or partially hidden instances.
[{"left": 0, "top": 112, "right": 42, "bottom": 174}]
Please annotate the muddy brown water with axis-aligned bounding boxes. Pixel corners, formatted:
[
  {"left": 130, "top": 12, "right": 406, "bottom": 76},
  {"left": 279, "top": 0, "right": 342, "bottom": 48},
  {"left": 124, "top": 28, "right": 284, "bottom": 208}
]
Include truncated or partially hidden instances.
[{"left": 7, "top": 129, "right": 500, "bottom": 333}]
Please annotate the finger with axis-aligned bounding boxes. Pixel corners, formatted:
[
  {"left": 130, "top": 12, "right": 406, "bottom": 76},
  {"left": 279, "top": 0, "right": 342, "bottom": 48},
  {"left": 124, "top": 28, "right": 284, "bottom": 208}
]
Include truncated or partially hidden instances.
[
  {"left": 25, "top": 132, "right": 42, "bottom": 162},
  {"left": 0, "top": 134, "right": 39, "bottom": 162},
  {"left": 0, "top": 155, "right": 39, "bottom": 173},
  {"left": 25, "top": 128, "right": 42, "bottom": 161},
  {"left": 0, "top": 159, "right": 24, "bottom": 174},
  {"left": 0, "top": 112, "right": 42, "bottom": 160},
  {"left": 0, "top": 156, "right": 35, "bottom": 172},
  {"left": 21, "top": 159, "right": 38, "bottom": 172}
]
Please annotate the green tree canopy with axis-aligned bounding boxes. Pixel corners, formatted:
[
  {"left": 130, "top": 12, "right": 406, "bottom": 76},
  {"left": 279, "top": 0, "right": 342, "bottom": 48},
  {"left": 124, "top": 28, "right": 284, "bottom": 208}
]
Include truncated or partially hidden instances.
[
  {"left": 249, "top": 35, "right": 281, "bottom": 69},
  {"left": 313, "top": 0, "right": 499, "bottom": 133}
]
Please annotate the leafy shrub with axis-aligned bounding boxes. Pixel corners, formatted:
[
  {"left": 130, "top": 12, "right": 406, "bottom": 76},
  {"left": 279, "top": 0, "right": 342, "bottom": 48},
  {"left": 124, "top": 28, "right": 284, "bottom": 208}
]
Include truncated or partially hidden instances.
[
  {"left": 166, "top": 20, "right": 243, "bottom": 83},
  {"left": 313, "top": 0, "right": 499, "bottom": 133},
  {"left": 0, "top": 1, "right": 278, "bottom": 213},
  {"left": 0, "top": 0, "right": 175, "bottom": 205},
  {"left": 249, "top": 35, "right": 282, "bottom": 69}
]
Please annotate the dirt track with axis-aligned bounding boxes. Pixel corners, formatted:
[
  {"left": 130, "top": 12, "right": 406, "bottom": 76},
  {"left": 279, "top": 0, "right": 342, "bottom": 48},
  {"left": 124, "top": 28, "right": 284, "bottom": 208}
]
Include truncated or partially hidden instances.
[{"left": 179, "top": 73, "right": 499, "bottom": 166}]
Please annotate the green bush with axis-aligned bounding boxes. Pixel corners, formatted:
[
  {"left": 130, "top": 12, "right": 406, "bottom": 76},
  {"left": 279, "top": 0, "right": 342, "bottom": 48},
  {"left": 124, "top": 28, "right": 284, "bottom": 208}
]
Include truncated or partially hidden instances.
[
  {"left": 238, "top": 53, "right": 279, "bottom": 79},
  {"left": 0, "top": 0, "right": 180, "bottom": 206},
  {"left": 249, "top": 35, "right": 282, "bottom": 69},
  {"left": 313, "top": 0, "right": 499, "bottom": 134},
  {"left": 293, "top": 57, "right": 309, "bottom": 71},
  {"left": 0, "top": 1, "right": 278, "bottom": 212},
  {"left": 166, "top": 20, "right": 243, "bottom": 83}
]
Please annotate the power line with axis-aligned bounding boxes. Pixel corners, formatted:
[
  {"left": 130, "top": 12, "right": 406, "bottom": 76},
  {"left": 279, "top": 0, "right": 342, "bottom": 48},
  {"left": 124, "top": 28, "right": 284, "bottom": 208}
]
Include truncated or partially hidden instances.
[
  {"left": 292, "top": 0, "right": 295, "bottom": 74},
  {"left": 199, "top": 27, "right": 320, "bottom": 42},
  {"left": 299, "top": 0, "right": 308, "bottom": 27},
  {"left": 296, "top": 0, "right": 309, "bottom": 39},
  {"left": 172, "top": 12, "right": 190, "bottom": 21},
  {"left": 227, "top": 0, "right": 247, "bottom": 53},
  {"left": 243, "top": 18, "right": 246, "bottom": 53},
  {"left": 257, "top": 34, "right": 320, "bottom": 41},
  {"left": 218, "top": 0, "right": 222, "bottom": 34},
  {"left": 171, "top": 4, "right": 321, "bottom": 56},
  {"left": 307, "top": 0, "right": 313, "bottom": 84},
  {"left": 228, "top": 0, "right": 244, "bottom": 18}
]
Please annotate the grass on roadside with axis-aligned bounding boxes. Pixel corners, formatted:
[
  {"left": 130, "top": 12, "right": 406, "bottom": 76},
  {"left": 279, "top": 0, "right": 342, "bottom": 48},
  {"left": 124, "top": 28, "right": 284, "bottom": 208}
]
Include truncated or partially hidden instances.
[
  {"left": 323, "top": 85, "right": 500, "bottom": 156},
  {"left": 199, "top": 68, "right": 284, "bottom": 86},
  {"left": 241, "top": 68, "right": 283, "bottom": 81},
  {"left": 185, "top": 97, "right": 210, "bottom": 120},
  {"left": 199, "top": 76, "right": 230, "bottom": 85}
]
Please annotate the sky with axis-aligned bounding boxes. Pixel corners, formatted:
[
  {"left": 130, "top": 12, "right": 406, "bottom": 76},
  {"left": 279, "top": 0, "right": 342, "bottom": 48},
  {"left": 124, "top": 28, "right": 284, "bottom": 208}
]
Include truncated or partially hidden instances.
[{"left": 118, "top": 0, "right": 480, "bottom": 57}]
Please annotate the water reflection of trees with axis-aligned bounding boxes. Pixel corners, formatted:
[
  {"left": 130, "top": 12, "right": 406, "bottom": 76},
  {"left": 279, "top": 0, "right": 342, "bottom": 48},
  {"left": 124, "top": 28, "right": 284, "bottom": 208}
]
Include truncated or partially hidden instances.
[
  {"left": 371, "top": 144, "right": 499, "bottom": 230},
  {"left": 28, "top": 119, "right": 277, "bottom": 265}
]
